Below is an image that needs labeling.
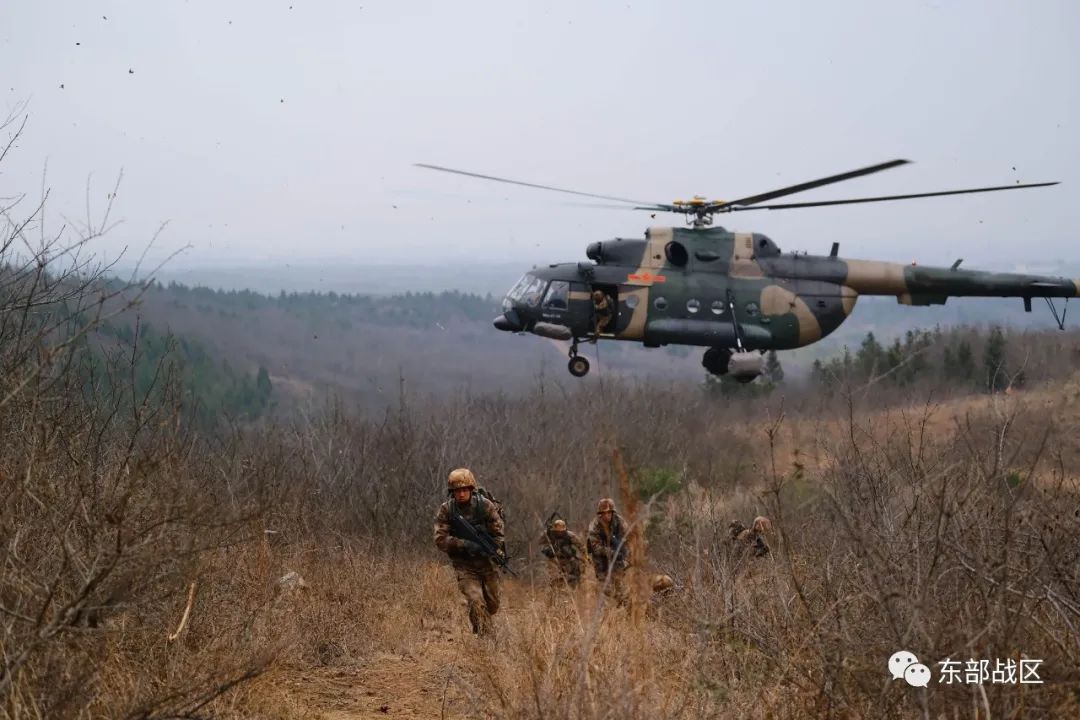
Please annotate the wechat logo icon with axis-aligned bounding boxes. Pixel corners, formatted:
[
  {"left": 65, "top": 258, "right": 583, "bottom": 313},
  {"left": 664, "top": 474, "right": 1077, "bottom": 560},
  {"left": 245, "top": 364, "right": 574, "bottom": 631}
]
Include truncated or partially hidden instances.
[{"left": 889, "top": 650, "right": 931, "bottom": 687}]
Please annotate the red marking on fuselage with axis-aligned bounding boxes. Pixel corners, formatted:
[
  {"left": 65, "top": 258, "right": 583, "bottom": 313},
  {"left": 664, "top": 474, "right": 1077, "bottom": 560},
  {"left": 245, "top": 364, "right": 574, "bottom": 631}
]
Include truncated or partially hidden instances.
[{"left": 628, "top": 273, "right": 666, "bottom": 283}]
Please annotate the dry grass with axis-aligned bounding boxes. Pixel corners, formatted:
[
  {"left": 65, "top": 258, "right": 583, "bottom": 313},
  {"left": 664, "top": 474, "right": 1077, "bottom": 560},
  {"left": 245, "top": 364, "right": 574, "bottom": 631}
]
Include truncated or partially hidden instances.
[{"left": 6, "top": 355, "right": 1080, "bottom": 718}]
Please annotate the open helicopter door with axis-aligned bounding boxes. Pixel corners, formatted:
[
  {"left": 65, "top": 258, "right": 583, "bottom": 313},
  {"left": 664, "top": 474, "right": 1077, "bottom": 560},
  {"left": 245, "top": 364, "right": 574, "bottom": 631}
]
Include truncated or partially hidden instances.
[{"left": 588, "top": 283, "right": 619, "bottom": 339}]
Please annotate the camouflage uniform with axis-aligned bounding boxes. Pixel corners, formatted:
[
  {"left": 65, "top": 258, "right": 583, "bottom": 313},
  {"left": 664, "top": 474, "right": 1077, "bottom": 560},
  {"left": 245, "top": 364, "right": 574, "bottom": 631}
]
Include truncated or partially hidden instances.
[
  {"left": 434, "top": 481, "right": 505, "bottom": 636},
  {"left": 587, "top": 500, "right": 630, "bottom": 604},
  {"left": 538, "top": 523, "right": 586, "bottom": 588},
  {"left": 729, "top": 517, "right": 770, "bottom": 557},
  {"left": 647, "top": 574, "right": 676, "bottom": 618},
  {"left": 592, "top": 291, "right": 613, "bottom": 340}
]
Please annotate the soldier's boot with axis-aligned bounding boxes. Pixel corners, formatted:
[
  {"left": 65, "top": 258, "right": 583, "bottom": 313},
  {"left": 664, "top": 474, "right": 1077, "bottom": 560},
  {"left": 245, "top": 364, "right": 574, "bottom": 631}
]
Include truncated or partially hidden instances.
[{"left": 468, "top": 602, "right": 495, "bottom": 637}]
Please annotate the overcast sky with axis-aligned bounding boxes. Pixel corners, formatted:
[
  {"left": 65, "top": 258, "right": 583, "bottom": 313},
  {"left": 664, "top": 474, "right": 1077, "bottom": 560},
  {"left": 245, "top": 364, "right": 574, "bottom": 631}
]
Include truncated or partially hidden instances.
[{"left": 1, "top": 1, "right": 1077, "bottom": 275}]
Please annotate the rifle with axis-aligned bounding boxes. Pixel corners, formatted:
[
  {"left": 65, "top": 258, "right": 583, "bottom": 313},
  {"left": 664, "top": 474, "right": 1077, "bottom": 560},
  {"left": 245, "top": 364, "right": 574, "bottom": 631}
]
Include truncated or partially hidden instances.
[
  {"left": 449, "top": 505, "right": 518, "bottom": 577},
  {"left": 594, "top": 527, "right": 628, "bottom": 572}
]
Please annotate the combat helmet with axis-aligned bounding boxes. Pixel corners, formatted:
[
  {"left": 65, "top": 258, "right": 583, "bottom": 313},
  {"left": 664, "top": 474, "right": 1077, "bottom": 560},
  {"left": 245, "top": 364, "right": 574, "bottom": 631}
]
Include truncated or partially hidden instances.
[
  {"left": 447, "top": 468, "right": 476, "bottom": 493},
  {"left": 596, "top": 498, "right": 616, "bottom": 514},
  {"left": 551, "top": 519, "right": 567, "bottom": 532},
  {"left": 651, "top": 574, "right": 675, "bottom": 593}
]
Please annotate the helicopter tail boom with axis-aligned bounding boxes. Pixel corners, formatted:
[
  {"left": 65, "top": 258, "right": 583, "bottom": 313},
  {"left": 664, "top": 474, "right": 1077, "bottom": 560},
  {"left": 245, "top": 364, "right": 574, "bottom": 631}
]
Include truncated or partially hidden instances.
[{"left": 843, "top": 259, "right": 1079, "bottom": 302}]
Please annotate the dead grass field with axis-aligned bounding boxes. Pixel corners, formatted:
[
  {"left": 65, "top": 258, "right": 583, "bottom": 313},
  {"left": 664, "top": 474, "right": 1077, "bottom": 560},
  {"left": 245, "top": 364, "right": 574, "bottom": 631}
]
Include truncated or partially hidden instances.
[
  {"left": 81, "top": 382, "right": 1075, "bottom": 719},
  {"left": 6, "top": 347, "right": 1080, "bottom": 719}
]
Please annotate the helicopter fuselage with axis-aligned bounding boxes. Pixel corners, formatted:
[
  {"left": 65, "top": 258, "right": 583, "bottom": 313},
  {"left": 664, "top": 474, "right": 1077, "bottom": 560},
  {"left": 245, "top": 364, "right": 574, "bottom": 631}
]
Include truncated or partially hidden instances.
[{"left": 494, "top": 226, "right": 1079, "bottom": 377}]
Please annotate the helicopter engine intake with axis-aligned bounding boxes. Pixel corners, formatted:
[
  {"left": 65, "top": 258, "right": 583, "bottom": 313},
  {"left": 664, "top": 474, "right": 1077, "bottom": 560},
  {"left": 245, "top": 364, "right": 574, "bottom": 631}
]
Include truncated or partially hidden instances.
[{"left": 585, "top": 239, "right": 647, "bottom": 265}]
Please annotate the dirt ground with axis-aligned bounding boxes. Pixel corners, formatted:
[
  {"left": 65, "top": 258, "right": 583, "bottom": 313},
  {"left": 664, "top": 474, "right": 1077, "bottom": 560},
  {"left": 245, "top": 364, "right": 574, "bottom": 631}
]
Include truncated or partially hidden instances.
[{"left": 259, "top": 580, "right": 575, "bottom": 719}]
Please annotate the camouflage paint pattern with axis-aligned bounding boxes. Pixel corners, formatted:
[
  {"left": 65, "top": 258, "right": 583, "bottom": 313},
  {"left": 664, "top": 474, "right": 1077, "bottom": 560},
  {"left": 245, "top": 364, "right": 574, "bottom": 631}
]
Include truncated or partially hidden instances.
[{"left": 512, "top": 226, "right": 1080, "bottom": 352}]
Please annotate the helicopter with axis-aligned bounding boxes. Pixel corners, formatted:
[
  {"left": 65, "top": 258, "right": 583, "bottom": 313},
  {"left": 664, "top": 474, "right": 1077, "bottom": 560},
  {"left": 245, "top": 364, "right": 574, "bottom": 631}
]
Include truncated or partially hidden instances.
[{"left": 417, "top": 160, "right": 1070, "bottom": 380}]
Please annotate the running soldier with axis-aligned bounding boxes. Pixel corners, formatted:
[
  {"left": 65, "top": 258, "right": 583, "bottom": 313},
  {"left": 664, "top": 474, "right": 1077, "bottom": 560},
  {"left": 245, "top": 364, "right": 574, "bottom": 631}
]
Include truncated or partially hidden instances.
[
  {"left": 433, "top": 468, "right": 505, "bottom": 636},
  {"left": 539, "top": 518, "right": 586, "bottom": 588},
  {"left": 587, "top": 498, "right": 630, "bottom": 604}
]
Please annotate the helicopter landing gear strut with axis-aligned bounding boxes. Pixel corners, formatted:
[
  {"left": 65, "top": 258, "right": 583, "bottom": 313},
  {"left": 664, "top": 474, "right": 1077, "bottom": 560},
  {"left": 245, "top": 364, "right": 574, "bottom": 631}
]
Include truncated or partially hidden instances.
[{"left": 568, "top": 340, "right": 590, "bottom": 378}]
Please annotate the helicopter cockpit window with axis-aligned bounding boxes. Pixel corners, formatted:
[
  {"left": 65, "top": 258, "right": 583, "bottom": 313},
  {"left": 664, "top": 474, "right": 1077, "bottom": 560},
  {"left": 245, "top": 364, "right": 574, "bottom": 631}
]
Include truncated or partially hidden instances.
[
  {"left": 506, "top": 274, "right": 532, "bottom": 302},
  {"left": 542, "top": 280, "right": 569, "bottom": 310},
  {"left": 522, "top": 275, "right": 547, "bottom": 307},
  {"left": 507, "top": 273, "right": 547, "bottom": 307}
]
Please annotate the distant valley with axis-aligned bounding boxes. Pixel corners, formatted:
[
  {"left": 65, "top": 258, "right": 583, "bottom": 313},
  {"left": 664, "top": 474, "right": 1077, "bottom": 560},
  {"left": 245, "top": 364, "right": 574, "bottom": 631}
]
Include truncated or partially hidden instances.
[{"left": 102, "top": 261, "right": 1077, "bottom": 413}]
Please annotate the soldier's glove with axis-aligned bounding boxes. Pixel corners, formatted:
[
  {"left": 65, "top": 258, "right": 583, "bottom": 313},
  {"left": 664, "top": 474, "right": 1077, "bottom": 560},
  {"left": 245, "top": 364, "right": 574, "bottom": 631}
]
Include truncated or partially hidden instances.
[
  {"left": 458, "top": 539, "right": 484, "bottom": 557},
  {"left": 541, "top": 546, "right": 555, "bottom": 558}
]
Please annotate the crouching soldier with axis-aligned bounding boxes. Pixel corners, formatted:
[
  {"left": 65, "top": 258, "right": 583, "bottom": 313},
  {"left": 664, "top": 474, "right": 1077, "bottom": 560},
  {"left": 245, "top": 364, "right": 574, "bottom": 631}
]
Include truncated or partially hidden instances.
[
  {"left": 729, "top": 515, "right": 772, "bottom": 557},
  {"left": 647, "top": 574, "right": 677, "bottom": 619},
  {"left": 587, "top": 498, "right": 630, "bottom": 604},
  {"left": 433, "top": 468, "right": 505, "bottom": 636},
  {"left": 539, "top": 519, "right": 586, "bottom": 588}
]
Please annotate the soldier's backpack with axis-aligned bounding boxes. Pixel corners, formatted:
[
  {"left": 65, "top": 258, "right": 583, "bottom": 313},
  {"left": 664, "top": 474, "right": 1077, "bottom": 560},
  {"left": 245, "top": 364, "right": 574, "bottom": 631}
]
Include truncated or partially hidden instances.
[{"left": 475, "top": 486, "right": 506, "bottom": 523}]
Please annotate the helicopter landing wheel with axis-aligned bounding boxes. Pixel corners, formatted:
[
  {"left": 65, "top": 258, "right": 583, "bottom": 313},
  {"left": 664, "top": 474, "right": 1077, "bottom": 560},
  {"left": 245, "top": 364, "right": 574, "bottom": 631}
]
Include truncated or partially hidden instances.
[{"left": 568, "top": 355, "right": 590, "bottom": 378}]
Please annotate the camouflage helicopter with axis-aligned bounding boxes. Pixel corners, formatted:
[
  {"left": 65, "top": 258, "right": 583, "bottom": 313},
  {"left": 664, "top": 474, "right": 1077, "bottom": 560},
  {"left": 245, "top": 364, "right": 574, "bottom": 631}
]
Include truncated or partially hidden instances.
[{"left": 417, "top": 161, "right": 1069, "bottom": 380}]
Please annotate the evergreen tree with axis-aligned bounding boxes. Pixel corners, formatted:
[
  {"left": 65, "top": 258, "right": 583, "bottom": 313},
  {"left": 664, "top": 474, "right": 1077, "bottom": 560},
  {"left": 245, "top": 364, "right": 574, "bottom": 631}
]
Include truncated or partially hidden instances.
[
  {"left": 944, "top": 338, "right": 976, "bottom": 384},
  {"left": 855, "top": 332, "right": 884, "bottom": 381},
  {"left": 763, "top": 350, "right": 784, "bottom": 384},
  {"left": 955, "top": 340, "right": 975, "bottom": 382},
  {"left": 256, "top": 365, "right": 273, "bottom": 397},
  {"left": 942, "top": 344, "right": 956, "bottom": 379},
  {"left": 984, "top": 326, "right": 1009, "bottom": 392}
]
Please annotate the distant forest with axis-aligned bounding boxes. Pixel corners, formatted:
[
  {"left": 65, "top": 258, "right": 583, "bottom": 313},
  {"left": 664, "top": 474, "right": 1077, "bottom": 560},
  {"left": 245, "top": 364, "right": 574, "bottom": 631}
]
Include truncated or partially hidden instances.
[
  {"left": 80, "top": 280, "right": 1080, "bottom": 426},
  {"left": 157, "top": 282, "right": 501, "bottom": 327}
]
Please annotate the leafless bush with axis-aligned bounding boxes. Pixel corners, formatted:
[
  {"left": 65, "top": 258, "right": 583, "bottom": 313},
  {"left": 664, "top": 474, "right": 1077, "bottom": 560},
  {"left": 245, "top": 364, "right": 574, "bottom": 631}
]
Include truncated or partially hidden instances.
[{"left": 1, "top": 113, "right": 274, "bottom": 718}]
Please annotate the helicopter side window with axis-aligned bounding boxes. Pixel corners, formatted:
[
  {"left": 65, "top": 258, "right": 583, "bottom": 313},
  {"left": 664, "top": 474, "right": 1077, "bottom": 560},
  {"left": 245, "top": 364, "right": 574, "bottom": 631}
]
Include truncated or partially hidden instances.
[{"left": 542, "top": 281, "right": 569, "bottom": 310}]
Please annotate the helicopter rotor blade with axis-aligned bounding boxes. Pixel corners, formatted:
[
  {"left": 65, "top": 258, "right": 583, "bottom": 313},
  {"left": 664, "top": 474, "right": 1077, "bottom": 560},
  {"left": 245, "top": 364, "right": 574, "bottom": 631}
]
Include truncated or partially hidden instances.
[
  {"left": 718, "top": 159, "right": 911, "bottom": 209},
  {"left": 414, "top": 163, "right": 663, "bottom": 207},
  {"left": 562, "top": 201, "right": 674, "bottom": 211},
  {"left": 724, "top": 181, "right": 1060, "bottom": 211}
]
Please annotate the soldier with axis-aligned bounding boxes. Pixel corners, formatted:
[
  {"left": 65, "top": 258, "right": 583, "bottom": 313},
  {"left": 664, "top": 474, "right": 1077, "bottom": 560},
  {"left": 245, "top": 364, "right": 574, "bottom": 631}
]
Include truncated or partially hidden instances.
[
  {"left": 433, "top": 468, "right": 505, "bottom": 636},
  {"left": 587, "top": 498, "right": 630, "bottom": 604},
  {"left": 591, "top": 290, "right": 613, "bottom": 342},
  {"left": 651, "top": 573, "right": 675, "bottom": 597},
  {"left": 538, "top": 518, "right": 586, "bottom": 588},
  {"left": 729, "top": 515, "right": 772, "bottom": 557},
  {"left": 647, "top": 574, "right": 676, "bottom": 618}
]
